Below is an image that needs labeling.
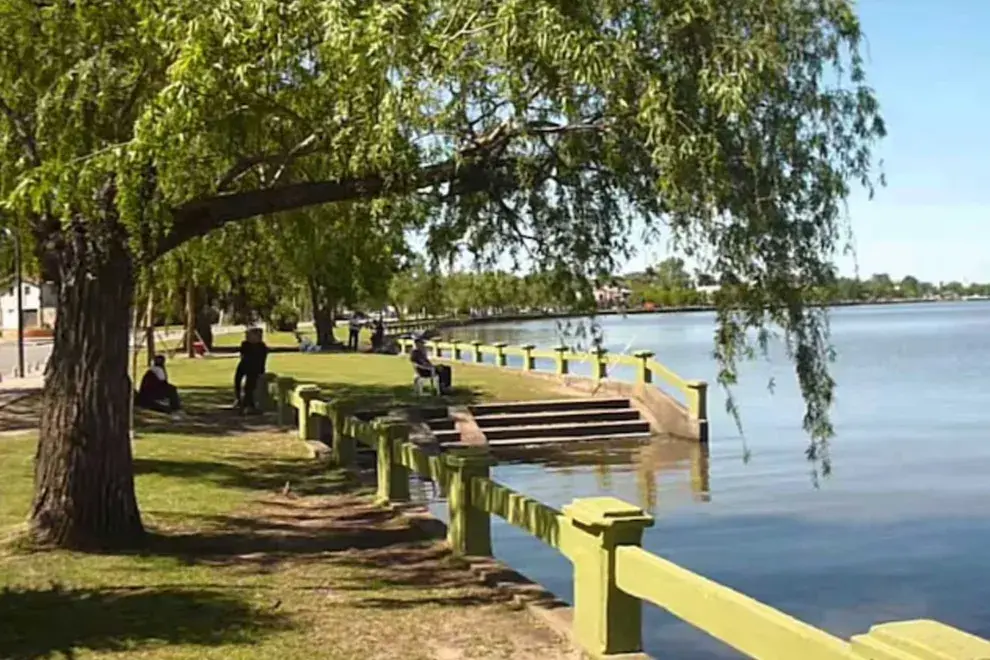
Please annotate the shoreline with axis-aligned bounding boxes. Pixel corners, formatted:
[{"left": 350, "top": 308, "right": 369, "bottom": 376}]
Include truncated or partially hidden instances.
[{"left": 429, "top": 295, "right": 988, "bottom": 330}]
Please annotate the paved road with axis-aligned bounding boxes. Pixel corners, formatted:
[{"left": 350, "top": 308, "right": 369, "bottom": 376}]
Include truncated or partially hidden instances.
[{"left": 0, "top": 325, "right": 246, "bottom": 379}]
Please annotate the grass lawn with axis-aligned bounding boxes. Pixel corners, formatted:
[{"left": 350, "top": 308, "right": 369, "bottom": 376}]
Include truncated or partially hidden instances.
[
  {"left": 211, "top": 327, "right": 371, "bottom": 350},
  {"left": 162, "top": 351, "right": 572, "bottom": 423},
  {"left": 0, "top": 353, "right": 578, "bottom": 660}
]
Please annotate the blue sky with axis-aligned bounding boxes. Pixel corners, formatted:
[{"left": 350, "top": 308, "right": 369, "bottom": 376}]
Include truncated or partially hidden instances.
[{"left": 635, "top": 0, "right": 990, "bottom": 284}]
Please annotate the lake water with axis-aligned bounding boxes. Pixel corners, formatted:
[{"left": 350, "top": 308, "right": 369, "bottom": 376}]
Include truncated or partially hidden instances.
[{"left": 429, "top": 302, "right": 990, "bottom": 658}]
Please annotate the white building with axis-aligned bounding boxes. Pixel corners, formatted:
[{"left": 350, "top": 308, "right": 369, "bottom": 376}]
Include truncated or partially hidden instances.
[
  {"left": 594, "top": 284, "right": 632, "bottom": 307},
  {"left": 0, "top": 279, "right": 57, "bottom": 331}
]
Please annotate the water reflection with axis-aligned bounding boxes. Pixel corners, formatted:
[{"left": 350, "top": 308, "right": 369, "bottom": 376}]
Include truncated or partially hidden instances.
[{"left": 490, "top": 436, "right": 711, "bottom": 514}]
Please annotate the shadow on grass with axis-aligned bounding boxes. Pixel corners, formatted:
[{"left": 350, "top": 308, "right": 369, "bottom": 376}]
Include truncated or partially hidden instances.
[
  {"left": 136, "top": 382, "right": 481, "bottom": 438},
  {"left": 132, "top": 451, "right": 360, "bottom": 498},
  {"left": 145, "top": 505, "right": 432, "bottom": 570},
  {"left": 0, "top": 585, "right": 290, "bottom": 659},
  {"left": 0, "top": 392, "right": 41, "bottom": 434}
]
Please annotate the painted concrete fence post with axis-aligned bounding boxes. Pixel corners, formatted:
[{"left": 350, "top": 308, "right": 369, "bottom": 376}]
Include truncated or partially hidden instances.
[
  {"left": 521, "top": 344, "right": 536, "bottom": 371},
  {"left": 592, "top": 347, "right": 609, "bottom": 381},
  {"left": 445, "top": 448, "right": 494, "bottom": 557},
  {"left": 330, "top": 406, "right": 355, "bottom": 468},
  {"left": 493, "top": 342, "right": 508, "bottom": 367},
  {"left": 554, "top": 346, "right": 569, "bottom": 375},
  {"left": 294, "top": 384, "right": 322, "bottom": 441},
  {"left": 276, "top": 376, "right": 297, "bottom": 427},
  {"left": 685, "top": 380, "right": 708, "bottom": 421},
  {"left": 686, "top": 380, "right": 710, "bottom": 442},
  {"left": 634, "top": 350, "right": 655, "bottom": 385},
  {"left": 471, "top": 340, "right": 484, "bottom": 364},
  {"left": 375, "top": 420, "right": 411, "bottom": 505},
  {"left": 563, "top": 497, "right": 654, "bottom": 657},
  {"left": 451, "top": 339, "right": 463, "bottom": 361},
  {"left": 258, "top": 373, "right": 278, "bottom": 411}
]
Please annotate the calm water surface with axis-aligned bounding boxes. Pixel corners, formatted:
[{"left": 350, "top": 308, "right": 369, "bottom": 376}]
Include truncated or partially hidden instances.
[{"left": 425, "top": 302, "right": 990, "bottom": 658}]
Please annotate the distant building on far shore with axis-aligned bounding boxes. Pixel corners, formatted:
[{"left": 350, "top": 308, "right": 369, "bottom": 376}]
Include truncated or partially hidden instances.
[{"left": 594, "top": 284, "right": 632, "bottom": 308}]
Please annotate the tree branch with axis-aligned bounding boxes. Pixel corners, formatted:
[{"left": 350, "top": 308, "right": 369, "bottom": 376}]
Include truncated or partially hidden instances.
[
  {"left": 215, "top": 132, "right": 323, "bottom": 192},
  {"left": 161, "top": 158, "right": 464, "bottom": 255},
  {"left": 0, "top": 96, "right": 40, "bottom": 165},
  {"left": 160, "top": 119, "right": 603, "bottom": 256}
]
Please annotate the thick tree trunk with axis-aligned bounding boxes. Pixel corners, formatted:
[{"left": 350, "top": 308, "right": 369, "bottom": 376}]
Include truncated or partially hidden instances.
[
  {"left": 195, "top": 296, "right": 214, "bottom": 350},
  {"left": 30, "top": 218, "right": 144, "bottom": 549},
  {"left": 184, "top": 280, "right": 196, "bottom": 358},
  {"left": 309, "top": 280, "right": 338, "bottom": 348},
  {"left": 144, "top": 284, "right": 156, "bottom": 361}
]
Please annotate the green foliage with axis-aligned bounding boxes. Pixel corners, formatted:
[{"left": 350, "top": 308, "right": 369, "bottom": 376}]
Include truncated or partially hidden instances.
[
  {"left": 0, "top": 0, "right": 885, "bottom": 470},
  {"left": 275, "top": 200, "right": 411, "bottom": 316},
  {"left": 269, "top": 301, "right": 300, "bottom": 332}
]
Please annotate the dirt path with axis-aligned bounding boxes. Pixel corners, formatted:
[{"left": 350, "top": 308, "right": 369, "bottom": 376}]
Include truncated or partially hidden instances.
[{"left": 146, "top": 452, "right": 583, "bottom": 660}]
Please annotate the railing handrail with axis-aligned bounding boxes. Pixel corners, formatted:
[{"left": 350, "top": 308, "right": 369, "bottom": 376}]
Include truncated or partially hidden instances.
[
  {"left": 263, "top": 375, "right": 990, "bottom": 660},
  {"left": 396, "top": 337, "right": 708, "bottom": 431}
]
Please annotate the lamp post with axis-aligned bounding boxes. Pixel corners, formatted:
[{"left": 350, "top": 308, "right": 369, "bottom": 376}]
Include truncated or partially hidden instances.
[{"left": 2, "top": 227, "right": 25, "bottom": 379}]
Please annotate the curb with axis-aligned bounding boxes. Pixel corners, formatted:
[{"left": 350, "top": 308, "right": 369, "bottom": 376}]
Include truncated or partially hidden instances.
[
  {"left": 0, "top": 389, "right": 41, "bottom": 412},
  {"left": 0, "top": 360, "right": 46, "bottom": 383}
]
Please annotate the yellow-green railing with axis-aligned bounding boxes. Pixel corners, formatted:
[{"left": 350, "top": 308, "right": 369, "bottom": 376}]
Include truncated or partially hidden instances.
[
  {"left": 381, "top": 317, "right": 462, "bottom": 337},
  {"left": 258, "top": 374, "right": 990, "bottom": 660},
  {"left": 398, "top": 337, "right": 709, "bottom": 441}
]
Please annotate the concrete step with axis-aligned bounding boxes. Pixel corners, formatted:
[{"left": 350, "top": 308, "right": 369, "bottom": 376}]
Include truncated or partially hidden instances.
[
  {"left": 426, "top": 418, "right": 456, "bottom": 432},
  {"left": 472, "top": 407, "right": 642, "bottom": 428},
  {"left": 469, "top": 397, "right": 631, "bottom": 417},
  {"left": 482, "top": 419, "right": 650, "bottom": 442},
  {"left": 431, "top": 428, "right": 466, "bottom": 444},
  {"left": 442, "top": 431, "right": 654, "bottom": 449}
]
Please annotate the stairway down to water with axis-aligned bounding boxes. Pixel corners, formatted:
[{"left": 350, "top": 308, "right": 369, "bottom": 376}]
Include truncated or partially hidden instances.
[{"left": 427, "top": 397, "right": 653, "bottom": 448}]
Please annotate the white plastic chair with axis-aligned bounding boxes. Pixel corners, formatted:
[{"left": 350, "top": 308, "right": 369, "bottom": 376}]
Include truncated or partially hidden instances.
[{"left": 413, "top": 372, "right": 439, "bottom": 396}]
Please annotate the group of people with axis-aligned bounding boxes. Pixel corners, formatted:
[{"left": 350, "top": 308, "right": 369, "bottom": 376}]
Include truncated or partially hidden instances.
[
  {"left": 134, "top": 327, "right": 270, "bottom": 417},
  {"left": 348, "top": 313, "right": 386, "bottom": 352},
  {"left": 134, "top": 324, "right": 453, "bottom": 420}
]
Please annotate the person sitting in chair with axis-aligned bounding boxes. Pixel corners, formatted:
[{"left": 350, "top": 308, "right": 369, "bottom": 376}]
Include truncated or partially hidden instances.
[
  {"left": 135, "top": 355, "right": 182, "bottom": 417},
  {"left": 410, "top": 335, "right": 451, "bottom": 394}
]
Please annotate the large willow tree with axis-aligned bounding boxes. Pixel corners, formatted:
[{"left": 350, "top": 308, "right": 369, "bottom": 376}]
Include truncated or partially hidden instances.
[{"left": 0, "top": 0, "right": 884, "bottom": 548}]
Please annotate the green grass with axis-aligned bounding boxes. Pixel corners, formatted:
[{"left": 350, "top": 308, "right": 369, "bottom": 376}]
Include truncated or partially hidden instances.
[
  {"left": 211, "top": 327, "right": 370, "bottom": 349},
  {"left": 164, "top": 351, "right": 570, "bottom": 415},
  {"left": 0, "top": 352, "right": 576, "bottom": 660}
]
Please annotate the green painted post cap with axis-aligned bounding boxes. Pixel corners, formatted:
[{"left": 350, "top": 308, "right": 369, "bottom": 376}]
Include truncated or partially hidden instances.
[
  {"left": 633, "top": 350, "right": 655, "bottom": 359},
  {"left": 563, "top": 497, "right": 655, "bottom": 528},
  {"left": 521, "top": 344, "right": 536, "bottom": 350},
  {"left": 294, "top": 384, "right": 321, "bottom": 397},
  {"left": 686, "top": 380, "right": 708, "bottom": 389},
  {"left": 471, "top": 339, "right": 484, "bottom": 345},
  {"left": 493, "top": 342, "right": 508, "bottom": 348},
  {"left": 554, "top": 345, "right": 569, "bottom": 352}
]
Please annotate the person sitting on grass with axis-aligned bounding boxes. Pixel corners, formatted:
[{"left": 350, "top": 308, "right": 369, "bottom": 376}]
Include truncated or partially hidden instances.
[
  {"left": 135, "top": 354, "right": 182, "bottom": 418},
  {"left": 234, "top": 327, "right": 269, "bottom": 414},
  {"left": 410, "top": 335, "right": 451, "bottom": 394}
]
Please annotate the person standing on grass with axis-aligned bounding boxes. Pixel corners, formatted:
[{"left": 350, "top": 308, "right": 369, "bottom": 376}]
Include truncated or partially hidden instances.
[
  {"left": 371, "top": 316, "right": 385, "bottom": 352},
  {"left": 348, "top": 312, "right": 362, "bottom": 351},
  {"left": 234, "top": 327, "right": 269, "bottom": 413}
]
